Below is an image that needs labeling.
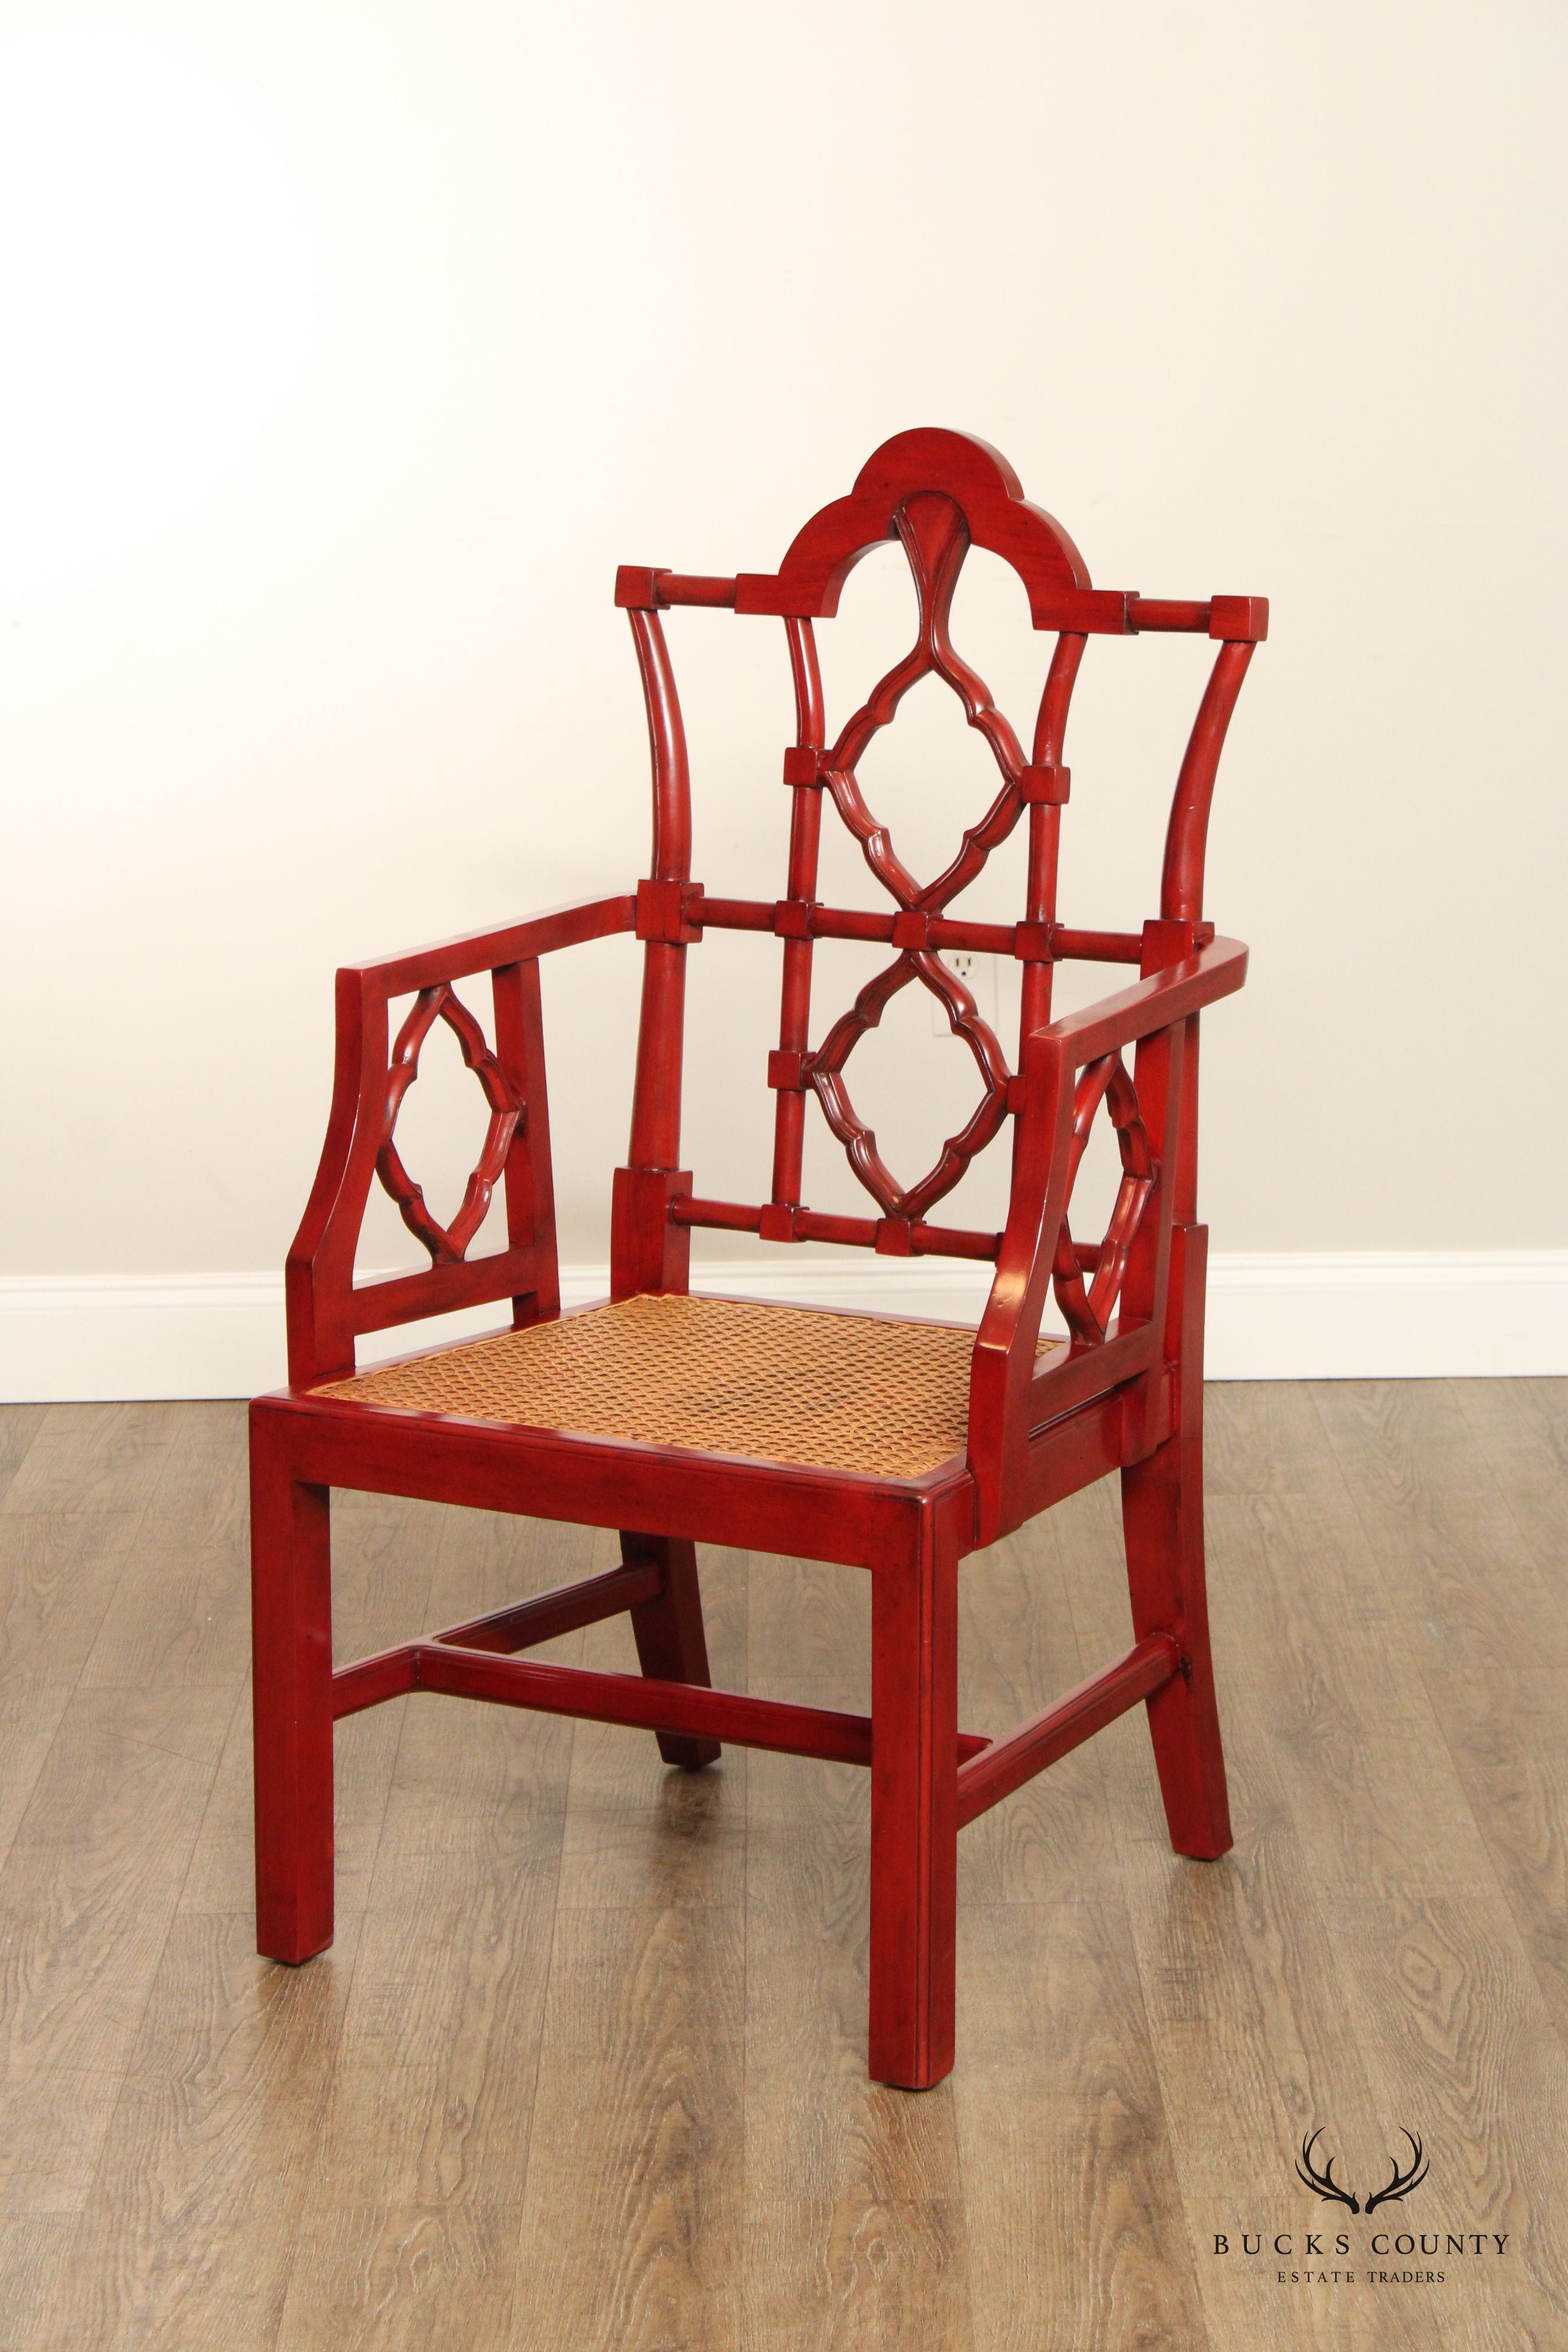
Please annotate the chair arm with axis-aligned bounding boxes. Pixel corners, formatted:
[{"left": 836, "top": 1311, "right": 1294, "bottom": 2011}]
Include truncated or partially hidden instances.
[
  {"left": 1038, "top": 933, "right": 1247, "bottom": 1069},
  {"left": 966, "top": 935, "right": 1247, "bottom": 1541},
  {"left": 285, "top": 894, "right": 635, "bottom": 1386},
  {"left": 341, "top": 893, "right": 635, "bottom": 998}
]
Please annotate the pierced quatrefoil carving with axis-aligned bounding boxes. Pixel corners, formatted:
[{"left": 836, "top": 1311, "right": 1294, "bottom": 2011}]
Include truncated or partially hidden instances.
[
  {"left": 810, "top": 955, "right": 1011, "bottom": 1221},
  {"left": 1050, "top": 1053, "right": 1157, "bottom": 1347},
  {"left": 375, "top": 985, "right": 521, "bottom": 1265},
  {"left": 803, "top": 491, "right": 1027, "bottom": 1220}
]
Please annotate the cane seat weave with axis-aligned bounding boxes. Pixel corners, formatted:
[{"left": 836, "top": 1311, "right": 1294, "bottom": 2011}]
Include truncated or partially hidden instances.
[{"left": 317, "top": 1292, "right": 1059, "bottom": 1482}]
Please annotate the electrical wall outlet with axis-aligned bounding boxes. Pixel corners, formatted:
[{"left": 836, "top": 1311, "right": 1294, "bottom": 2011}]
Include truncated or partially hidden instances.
[{"left": 932, "top": 950, "right": 996, "bottom": 1034}]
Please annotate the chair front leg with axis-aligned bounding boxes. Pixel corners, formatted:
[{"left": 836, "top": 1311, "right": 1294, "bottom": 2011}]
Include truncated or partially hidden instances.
[
  {"left": 868, "top": 1509, "right": 959, "bottom": 2090},
  {"left": 251, "top": 1417, "right": 336, "bottom": 1962},
  {"left": 622, "top": 1532, "right": 721, "bottom": 1769},
  {"left": 1121, "top": 1221, "right": 1232, "bottom": 1859}
]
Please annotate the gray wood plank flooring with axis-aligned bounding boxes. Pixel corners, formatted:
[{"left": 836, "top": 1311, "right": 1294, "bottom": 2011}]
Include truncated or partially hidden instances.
[{"left": 0, "top": 1383, "right": 1562, "bottom": 2349}]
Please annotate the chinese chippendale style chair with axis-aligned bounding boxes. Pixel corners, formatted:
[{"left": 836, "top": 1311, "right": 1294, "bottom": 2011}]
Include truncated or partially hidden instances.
[{"left": 252, "top": 428, "right": 1266, "bottom": 2090}]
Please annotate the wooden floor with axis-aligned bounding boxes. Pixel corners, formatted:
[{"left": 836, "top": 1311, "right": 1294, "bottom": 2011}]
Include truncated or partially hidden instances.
[{"left": 0, "top": 1383, "right": 1564, "bottom": 2350}]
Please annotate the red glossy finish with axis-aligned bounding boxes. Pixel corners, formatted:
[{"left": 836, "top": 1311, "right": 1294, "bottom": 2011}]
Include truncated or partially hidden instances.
[
  {"left": 433, "top": 1559, "right": 662, "bottom": 1657},
  {"left": 331, "top": 1634, "right": 996, "bottom": 1768},
  {"left": 252, "top": 428, "right": 1264, "bottom": 2088},
  {"left": 251, "top": 1415, "right": 334, "bottom": 1964},
  {"left": 623, "top": 1533, "right": 720, "bottom": 1769},
  {"left": 869, "top": 1495, "right": 961, "bottom": 2087},
  {"left": 955, "top": 1634, "right": 1180, "bottom": 1828}
]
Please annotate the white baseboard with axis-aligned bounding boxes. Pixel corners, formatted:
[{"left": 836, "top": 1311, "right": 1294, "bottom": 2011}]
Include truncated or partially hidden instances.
[{"left": 0, "top": 1252, "right": 1562, "bottom": 1403}]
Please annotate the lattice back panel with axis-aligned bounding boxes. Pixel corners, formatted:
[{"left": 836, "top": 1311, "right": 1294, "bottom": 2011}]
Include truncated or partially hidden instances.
[{"left": 615, "top": 427, "right": 1265, "bottom": 1274}]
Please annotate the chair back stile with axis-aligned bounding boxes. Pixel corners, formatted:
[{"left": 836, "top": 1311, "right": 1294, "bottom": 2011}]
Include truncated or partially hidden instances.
[
  {"left": 768, "top": 617, "right": 829, "bottom": 1215},
  {"left": 610, "top": 603, "right": 700, "bottom": 1300}
]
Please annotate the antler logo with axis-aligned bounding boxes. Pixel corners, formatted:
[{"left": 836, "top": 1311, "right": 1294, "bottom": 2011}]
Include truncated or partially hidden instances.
[
  {"left": 1296, "top": 2130, "right": 1360, "bottom": 2212},
  {"left": 1365, "top": 2132, "right": 1430, "bottom": 2214},
  {"left": 1296, "top": 2128, "right": 1429, "bottom": 2215}
]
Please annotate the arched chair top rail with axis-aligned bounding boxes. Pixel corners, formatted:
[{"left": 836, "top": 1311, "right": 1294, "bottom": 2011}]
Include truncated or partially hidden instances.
[
  {"left": 615, "top": 427, "right": 1267, "bottom": 643},
  {"left": 733, "top": 428, "right": 1126, "bottom": 631}
]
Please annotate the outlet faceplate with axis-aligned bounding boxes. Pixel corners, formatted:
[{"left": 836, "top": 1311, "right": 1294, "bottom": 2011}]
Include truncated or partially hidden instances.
[{"left": 932, "top": 950, "right": 996, "bottom": 1034}]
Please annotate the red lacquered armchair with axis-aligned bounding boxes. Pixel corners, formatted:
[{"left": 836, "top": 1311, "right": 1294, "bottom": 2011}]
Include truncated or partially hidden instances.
[{"left": 252, "top": 429, "right": 1265, "bottom": 2089}]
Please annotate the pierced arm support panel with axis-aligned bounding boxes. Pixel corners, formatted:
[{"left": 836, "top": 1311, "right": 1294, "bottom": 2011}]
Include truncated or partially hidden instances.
[
  {"left": 285, "top": 897, "right": 635, "bottom": 1387},
  {"left": 375, "top": 984, "right": 521, "bottom": 1267},
  {"left": 966, "top": 935, "right": 1249, "bottom": 1542},
  {"left": 1047, "top": 1052, "right": 1157, "bottom": 1350}
]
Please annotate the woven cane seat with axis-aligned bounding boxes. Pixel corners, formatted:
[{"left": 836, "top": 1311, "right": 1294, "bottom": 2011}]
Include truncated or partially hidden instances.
[{"left": 318, "top": 1292, "right": 1041, "bottom": 1482}]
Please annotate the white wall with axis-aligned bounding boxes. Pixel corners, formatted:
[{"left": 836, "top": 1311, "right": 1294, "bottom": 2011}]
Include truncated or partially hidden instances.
[{"left": 2, "top": 0, "right": 1563, "bottom": 1394}]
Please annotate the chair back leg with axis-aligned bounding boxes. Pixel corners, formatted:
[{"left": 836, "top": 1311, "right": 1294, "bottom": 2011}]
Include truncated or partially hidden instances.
[
  {"left": 868, "top": 1505, "right": 959, "bottom": 2090},
  {"left": 622, "top": 1532, "right": 721, "bottom": 1769},
  {"left": 1120, "top": 1222, "right": 1233, "bottom": 1858},
  {"left": 251, "top": 1423, "right": 337, "bottom": 1961}
]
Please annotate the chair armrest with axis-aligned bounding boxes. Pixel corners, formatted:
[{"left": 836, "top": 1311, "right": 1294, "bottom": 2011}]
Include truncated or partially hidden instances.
[
  {"left": 285, "top": 894, "right": 635, "bottom": 1386},
  {"left": 341, "top": 893, "right": 635, "bottom": 997},
  {"left": 1038, "top": 933, "right": 1247, "bottom": 1067},
  {"left": 966, "top": 935, "right": 1247, "bottom": 1541}
]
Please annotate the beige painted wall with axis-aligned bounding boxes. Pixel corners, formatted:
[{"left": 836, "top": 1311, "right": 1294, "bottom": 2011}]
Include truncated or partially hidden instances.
[{"left": 3, "top": 1, "right": 1563, "bottom": 1301}]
